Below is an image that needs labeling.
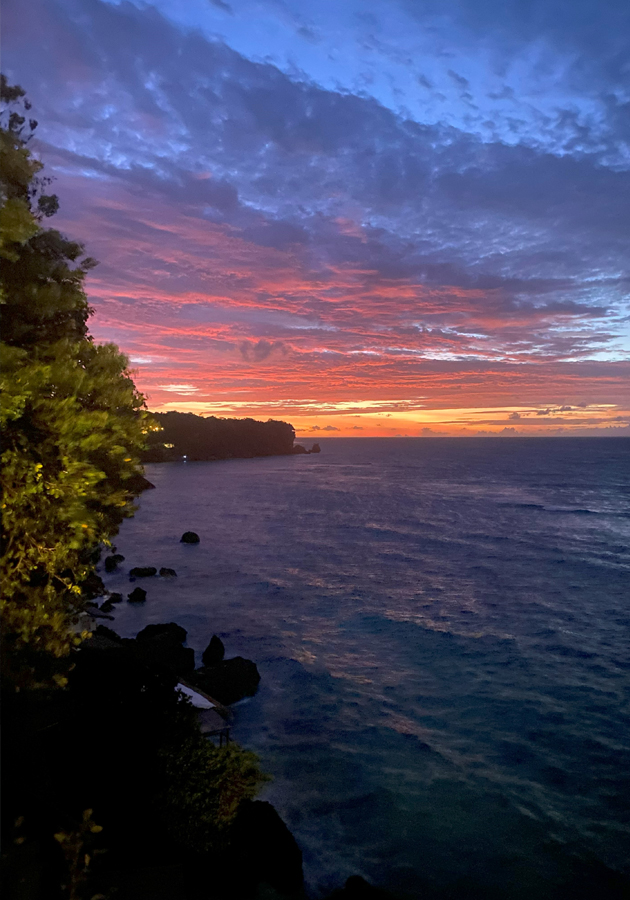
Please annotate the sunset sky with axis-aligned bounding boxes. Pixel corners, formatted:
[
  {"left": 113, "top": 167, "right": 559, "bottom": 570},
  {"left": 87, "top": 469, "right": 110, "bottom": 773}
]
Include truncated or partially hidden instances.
[{"left": 5, "top": 0, "right": 630, "bottom": 436}]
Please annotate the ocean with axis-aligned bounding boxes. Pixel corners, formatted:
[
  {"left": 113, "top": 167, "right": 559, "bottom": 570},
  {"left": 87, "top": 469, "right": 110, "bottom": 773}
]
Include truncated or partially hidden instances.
[{"left": 102, "top": 437, "right": 630, "bottom": 898}]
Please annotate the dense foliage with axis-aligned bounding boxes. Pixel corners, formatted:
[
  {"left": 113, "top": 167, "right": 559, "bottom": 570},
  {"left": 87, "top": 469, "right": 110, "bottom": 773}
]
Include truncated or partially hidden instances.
[
  {"left": 144, "top": 410, "right": 296, "bottom": 462},
  {"left": 0, "top": 77, "right": 152, "bottom": 684}
]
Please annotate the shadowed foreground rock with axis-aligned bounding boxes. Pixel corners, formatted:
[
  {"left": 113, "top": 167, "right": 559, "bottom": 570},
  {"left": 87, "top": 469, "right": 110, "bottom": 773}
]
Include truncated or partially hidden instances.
[
  {"left": 130, "top": 566, "right": 158, "bottom": 578},
  {"left": 325, "top": 875, "right": 399, "bottom": 899},
  {"left": 180, "top": 531, "right": 200, "bottom": 544},
  {"left": 134, "top": 623, "right": 195, "bottom": 674},
  {"left": 229, "top": 800, "right": 303, "bottom": 896},
  {"left": 128, "top": 587, "right": 147, "bottom": 603},
  {"left": 202, "top": 634, "right": 225, "bottom": 667},
  {"left": 190, "top": 657, "right": 260, "bottom": 705},
  {"left": 104, "top": 553, "right": 125, "bottom": 572},
  {"left": 159, "top": 567, "right": 177, "bottom": 577}
]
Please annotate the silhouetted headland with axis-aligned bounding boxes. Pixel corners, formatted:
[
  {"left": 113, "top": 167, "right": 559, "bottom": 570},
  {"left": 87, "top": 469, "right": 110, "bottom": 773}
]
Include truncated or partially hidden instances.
[{"left": 143, "top": 411, "right": 320, "bottom": 462}]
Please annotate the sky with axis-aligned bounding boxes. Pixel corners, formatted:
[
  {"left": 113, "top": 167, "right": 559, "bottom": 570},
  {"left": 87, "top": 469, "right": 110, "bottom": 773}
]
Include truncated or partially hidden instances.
[{"left": 4, "top": 0, "right": 630, "bottom": 437}]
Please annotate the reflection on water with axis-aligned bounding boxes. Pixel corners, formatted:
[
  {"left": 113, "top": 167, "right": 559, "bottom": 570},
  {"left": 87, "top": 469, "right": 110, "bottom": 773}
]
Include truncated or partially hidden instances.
[{"left": 104, "top": 438, "right": 630, "bottom": 897}]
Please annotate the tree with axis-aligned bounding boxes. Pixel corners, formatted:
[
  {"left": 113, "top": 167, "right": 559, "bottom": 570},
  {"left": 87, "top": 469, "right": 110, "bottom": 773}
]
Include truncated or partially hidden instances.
[{"left": 0, "top": 77, "right": 153, "bottom": 686}]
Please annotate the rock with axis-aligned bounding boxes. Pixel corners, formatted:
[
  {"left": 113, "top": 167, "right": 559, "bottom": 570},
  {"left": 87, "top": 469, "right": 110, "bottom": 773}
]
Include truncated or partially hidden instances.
[
  {"left": 159, "top": 567, "right": 177, "bottom": 577},
  {"left": 229, "top": 800, "right": 303, "bottom": 895},
  {"left": 292, "top": 444, "right": 308, "bottom": 454},
  {"left": 104, "top": 553, "right": 125, "bottom": 572},
  {"left": 82, "top": 572, "right": 105, "bottom": 599},
  {"left": 134, "top": 622, "right": 194, "bottom": 674},
  {"left": 191, "top": 657, "right": 260, "bottom": 705},
  {"left": 201, "top": 634, "right": 225, "bottom": 667},
  {"left": 180, "top": 531, "right": 200, "bottom": 544},
  {"left": 108, "top": 593, "right": 123, "bottom": 603},
  {"left": 125, "top": 473, "right": 156, "bottom": 493},
  {"left": 129, "top": 566, "right": 158, "bottom": 578},
  {"left": 137, "top": 623, "right": 187, "bottom": 644},
  {"left": 99, "top": 599, "right": 116, "bottom": 614},
  {"left": 128, "top": 587, "right": 147, "bottom": 603},
  {"left": 88, "top": 608, "right": 115, "bottom": 620},
  {"left": 94, "top": 625, "right": 123, "bottom": 643},
  {"left": 311, "top": 443, "right": 321, "bottom": 453},
  {"left": 326, "top": 876, "right": 397, "bottom": 899},
  {"left": 81, "top": 627, "right": 123, "bottom": 651}
]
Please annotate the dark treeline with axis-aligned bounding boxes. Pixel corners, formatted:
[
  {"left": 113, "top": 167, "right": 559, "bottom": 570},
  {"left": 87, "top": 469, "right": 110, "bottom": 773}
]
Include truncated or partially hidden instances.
[{"left": 143, "top": 411, "right": 298, "bottom": 462}]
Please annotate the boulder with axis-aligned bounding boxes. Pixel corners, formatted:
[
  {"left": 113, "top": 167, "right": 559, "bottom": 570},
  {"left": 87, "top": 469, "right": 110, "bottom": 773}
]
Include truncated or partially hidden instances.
[
  {"left": 291, "top": 444, "right": 308, "bottom": 454},
  {"left": 137, "top": 623, "right": 187, "bottom": 645},
  {"left": 125, "top": 473, "right": 156, "bottom": 493},
  {"left": 311, "top": 443, "right": 321, "bottom": 453},
  {"left": 326, "top": 876, "right": 397, "bottom": 899},
  {"left": 82, "top": 572, "right": 105, "bottom": 599},
  {"left": 128, "top": 587, "right": 147, "bottom": 603},
  {"left": 229, "top": 800, "right": 303, "bottom": 895},
  {"left": 134, "top": 622, "right": 194, "bottom": 674},
  {"left": 94, "top": 625, "right": 123, "bottom": 643},
  {"left": 180, "top": 532, "right": 200, "bottom": 544},
  {"left": 191, "top": 657, "right": 260, "bottom": 705},
  {"left": 159, "top": 567, "right": 177, "bottom": 577},
  {"left": 104, "top": 553, "right": 125, "bottom": 572},
  {"left": 130, "top": 566, "right": 157, "bottom": 578},
  {"left": 201, "top": 634, "right": 225, "bottom": 667},
  {"left": 108, "top": 593, "right": 123, "bottom": 603},
  {"left": 99, "top": 599, "right": 116, "bottom": 614}
]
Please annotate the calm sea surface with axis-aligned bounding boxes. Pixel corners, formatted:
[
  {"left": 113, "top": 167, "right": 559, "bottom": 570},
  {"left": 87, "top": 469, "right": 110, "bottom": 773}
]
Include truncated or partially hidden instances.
[{"left": 103, "top": 438, "right": 630, "bottom": 898}]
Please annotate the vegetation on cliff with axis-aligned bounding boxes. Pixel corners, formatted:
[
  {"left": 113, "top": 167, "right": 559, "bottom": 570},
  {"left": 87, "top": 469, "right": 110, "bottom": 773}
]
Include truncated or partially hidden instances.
[
  {"left": 143, "top": 410, "right": 297, "bottom": 462},
  {"left": 0, "top": 76, "right": 154, "bottom": 686}
]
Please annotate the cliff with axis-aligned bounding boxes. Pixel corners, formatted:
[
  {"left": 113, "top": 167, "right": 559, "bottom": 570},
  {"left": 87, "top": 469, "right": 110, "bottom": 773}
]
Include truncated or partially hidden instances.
[{"left": 143, "top": 411, "right": 297, "bottom": 462}]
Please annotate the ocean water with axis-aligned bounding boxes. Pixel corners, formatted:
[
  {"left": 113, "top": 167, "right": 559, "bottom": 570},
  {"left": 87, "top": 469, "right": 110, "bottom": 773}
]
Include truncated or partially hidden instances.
[{"left": 102, "top": 438, "right": 630, "bottom": 898}]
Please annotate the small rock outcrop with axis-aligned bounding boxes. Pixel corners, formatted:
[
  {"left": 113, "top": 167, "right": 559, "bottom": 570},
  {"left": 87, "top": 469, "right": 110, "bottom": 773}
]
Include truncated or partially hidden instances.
[
  {"left": 134, "top": 622, "right": 194, "bottom": 673},
  {"left": 127, "top": 587, "right": 147, "bottom": 603},
  {"left": 137, "top": 623, "right": 187, "bottom": 645},
  {"left": 311, "top": 443, "right": 321, "bottom": 453},
  {"left": 180, "top": 531, "right": 200, "bottom": 544},
  {"left": 201, "top": 634, "right": 225, "bottom": 667},
  {"left": 191, "top": 657, "right": 260, "bottom": 705},
  {"left": 159, "top": 567, "right": 177, "bottom": 577},
  {"left": 325, "top": 876, "right": 397, "bottom": 899},
  {"left": 130, "top": 566, "right": 157, "bottom": 578},
  {"left": 104, "top": 553, "right": 125, "bottom": 572},
  {"left": 126, "top": 473, "right": 156, "bottom": 493},
  {"left": 292, "top": 444, "right": 308, "bottom": 454},
  {"left": 108, "top": 592, "right": 123, "bottom": 603}
]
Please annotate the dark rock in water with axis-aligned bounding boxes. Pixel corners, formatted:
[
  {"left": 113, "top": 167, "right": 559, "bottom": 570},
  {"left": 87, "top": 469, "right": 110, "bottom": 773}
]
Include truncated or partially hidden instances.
[
  {"left": 180, "top": 531, "right": 200, "bottom": 544},
  {"left": 326, "top": 876, "right": 397, "bottom": 899},
  {"left": 82, "top": 572, "right": 105, "bottom": 599},
  {"left": 99, "top": 599, "right": 116, "bottom": 614},
  {"left": 128, "top": 587, "right": 147, "bottom": 603},
  {"left": 137, "top": 623, "right": 187, "bottom": 645},
  {"left": 191, "top": 656, "right": 260, "bottom": 705},
  {"left": 135, "top": 622, "right": 193, "bottom": 673},
  {"left": 104, "top": 553, "right": 125, "bottom": 573},
  {"left": 130, "top": 566, "right": 158, "bottom": 578},
  {"left": 201, "top": 634, "right": 225, "bottom": 667},
  {"left": 108, "top": 592, "right": 123, "bottom": 603},
  {"left": 159, "top": 567, "right": 177, "bottom": 577},
  {"left": 126, "top": 472, "right": 156, "bottom": 493},
  {"left": 292, "top": 443, "right": 308, "bottom": 454},
  {"left": 89, "top": 607, "right": 115, "bottom": 620},
  {"left": 311, "top": 443, "right": 321, "bottom": 453},
  {"left": 230, "top": 800, "right": 303, "bottom": 895}
]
